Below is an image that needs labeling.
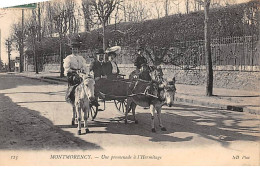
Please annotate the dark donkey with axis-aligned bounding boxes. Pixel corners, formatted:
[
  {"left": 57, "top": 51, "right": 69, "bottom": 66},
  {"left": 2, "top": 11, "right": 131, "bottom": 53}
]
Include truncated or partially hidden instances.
[{"left": 125, "top": 77, "right": 176, "bottom": 132}]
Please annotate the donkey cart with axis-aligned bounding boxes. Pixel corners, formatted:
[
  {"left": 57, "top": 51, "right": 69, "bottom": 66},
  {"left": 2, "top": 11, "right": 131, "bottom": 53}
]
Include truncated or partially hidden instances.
[{"left": 88, "top": 77, "right": 131, "bottom": 120}]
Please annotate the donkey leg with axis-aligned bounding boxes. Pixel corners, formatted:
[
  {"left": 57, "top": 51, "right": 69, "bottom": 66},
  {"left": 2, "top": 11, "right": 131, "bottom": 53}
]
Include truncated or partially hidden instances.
[
  {"left": 72, "top": 105, "right": 76, "bottom": 125},
  {"left": 156, "top": 107, "right": 167, "bottom": 131},
  {"left": 83, "top": 108, "right": 90, "bottom": 134},
  {"left": 150, "top": 105, "right": 156, "bottom": 132},
  {"left": 132, "top": 103, "right": 138, "bottom": 124},
  {"left": 125, "top": 99, "right": 131, "bottom": 124},
  {"left": 76, "top": 105, "right": 82, "bottom": 135}
]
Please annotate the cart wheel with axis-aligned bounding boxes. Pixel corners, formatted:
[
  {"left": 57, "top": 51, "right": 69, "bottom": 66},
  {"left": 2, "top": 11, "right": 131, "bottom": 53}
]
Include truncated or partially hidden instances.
[
  {"left": 114, "top": 99, "right": 127, "bottom": 113},
  {"left": 89, "top": 104, "right": 98, "bottom": 120}
]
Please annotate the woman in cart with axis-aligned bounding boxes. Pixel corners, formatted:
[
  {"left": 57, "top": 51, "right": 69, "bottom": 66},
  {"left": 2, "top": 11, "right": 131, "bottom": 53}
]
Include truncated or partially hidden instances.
[{"left": 105, "top": 46, "right": 121, "bottom": 79}]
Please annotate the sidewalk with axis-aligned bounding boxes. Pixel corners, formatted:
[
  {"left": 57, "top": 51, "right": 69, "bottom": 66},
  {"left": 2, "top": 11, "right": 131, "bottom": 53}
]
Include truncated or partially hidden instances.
[
  {"left": 175, "top": 84, "right": 260, "bottom": 115},
  {"left": 7, "top": 71, "right": 260, "bottom": 115}
]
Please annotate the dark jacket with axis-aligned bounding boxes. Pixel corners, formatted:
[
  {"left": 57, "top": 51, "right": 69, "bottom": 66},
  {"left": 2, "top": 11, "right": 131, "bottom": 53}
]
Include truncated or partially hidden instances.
[
  {"left": 102, "top": 61, "right": 112, "bottom": 76},
  {"left": 139, "top": 70, "right": 152, "bottom": 81},
  {"left": 134, "top": 55, "right": 147, "bottom": 69},
  {"left": 65, "top": 72, "right": 82, "bottom": 104},
  {"left": 89, "top": 60, "right": 103, "bottom": 78}
]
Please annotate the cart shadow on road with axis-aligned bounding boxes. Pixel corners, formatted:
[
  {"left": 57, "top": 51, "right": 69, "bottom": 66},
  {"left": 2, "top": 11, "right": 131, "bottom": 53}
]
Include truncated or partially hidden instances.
[
  {"left": 0, "top": 74, "right": 102, "bottom": 150},
  {"left": 0, "top": 93, "right": 102, "bottom": 150},
  {"left": 82, "top": 103, "right": 260, "bottom": 147},
  {"left": 2, "top": 91, "right": 66, "bottom": 96},
  {"left": 87, "top": 119, "right": 194, "bottom": 143},
  {"left": 161, "top": 104, "right": 260, "bottom": 147},
  {"left": 0, "top": 74, "right": 50, "bottom": 90}
]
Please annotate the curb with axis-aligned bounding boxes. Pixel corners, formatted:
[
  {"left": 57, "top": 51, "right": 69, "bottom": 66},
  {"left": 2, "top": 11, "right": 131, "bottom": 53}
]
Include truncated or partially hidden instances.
[
  {"left": 42, "top": 76, "right": 67, "bottom": 82},
  {"left": 19, "top": 74, "right": 65, "bottom": 84},
  {"left": 175, "top": 96, "right": 260, "bottom": 115}
]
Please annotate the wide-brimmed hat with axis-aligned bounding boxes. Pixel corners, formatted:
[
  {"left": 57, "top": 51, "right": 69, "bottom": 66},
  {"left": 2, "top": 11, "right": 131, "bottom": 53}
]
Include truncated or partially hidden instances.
[
  {"left": 96, "top": 48, "right": 105, "bottom": 54},
  {"left": 105, "top": 46, "right": 121, "bottom": 54},
  {"left": 141, "top": 63, "right": 148, "bottom": 67},
  {"left": 69, "top": 34, "right": 82, "bottom": 48},
  {"left": 137, "top": 46, "right": 144, "bottom": 51}
]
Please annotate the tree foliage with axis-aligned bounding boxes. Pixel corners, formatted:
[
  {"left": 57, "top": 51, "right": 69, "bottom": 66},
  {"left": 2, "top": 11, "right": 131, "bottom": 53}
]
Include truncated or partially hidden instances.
[{"left": 76, "top": 0, "right": 259, "bottom": 51}]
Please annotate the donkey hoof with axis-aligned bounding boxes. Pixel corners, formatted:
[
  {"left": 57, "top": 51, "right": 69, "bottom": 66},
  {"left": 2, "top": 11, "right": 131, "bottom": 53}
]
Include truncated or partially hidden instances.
[
  {"left": 77, "top": 130, "right": 81, "bottom": 135},
  {"left": 135, "top": 120, "right": 138, "bottom": 124},
  {"left": 161, "top": 127, "right": 167, "bottom": 131},
  {"left": 85, "top": 129, "right": 90, "bottom": 133},
  {"left": 152, "top": 128, "right": 156, "bottom": 133}
]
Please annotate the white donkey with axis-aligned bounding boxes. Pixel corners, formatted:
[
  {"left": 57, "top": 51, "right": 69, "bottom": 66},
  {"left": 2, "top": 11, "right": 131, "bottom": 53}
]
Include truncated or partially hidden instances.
[{"left": 73, "top": 74, "right": 95, "bottom": 135}]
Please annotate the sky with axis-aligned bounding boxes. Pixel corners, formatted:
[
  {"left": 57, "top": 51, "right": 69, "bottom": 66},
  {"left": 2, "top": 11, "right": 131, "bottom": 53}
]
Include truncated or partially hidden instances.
[{"left": 0, "top": 0, "right": 251, "bottom": 64}]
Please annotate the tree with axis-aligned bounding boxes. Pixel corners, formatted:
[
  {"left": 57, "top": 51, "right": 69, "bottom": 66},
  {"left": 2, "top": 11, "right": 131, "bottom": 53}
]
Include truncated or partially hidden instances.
[
  {"left": 204, "top": 0, "right": 213, "bottom": 96},
  {"left": 193, "top": 0, "right": 203, "bottom": 11},
  {"left": 89, "top": 0, "right": 121, "bottom": 50},
  {"left": 28, "top": 25, "right": 39, "bottom": 74},
  {"left": 5, "top": 38, "right": 12, "bottom": 72},
  {"left": 44, "top": 1, "right": 56, "bottom": 37},
  {"left": 11, "top": 22, "right": 24, "bottom": 72},
  {"left": 153, "top": 0, "right": 163, "bottom": 19},
  {"left": 256, "top": 4, "right": 260, "bottom": 61},
  {"left": 164, "top": 0, "right": 169, "bottom": 16},
  {"left": 172, "top": 0, "right": 181, "bottom": 14},
  {"left": 82, "top": 0, "right": 94, "bottom": 32},
  {"left": 186, "top": 0, "right": 190, "bottom": 14},
  {"left": 0, "top": 59, "right": 3, "bottom": 72},
  {"left": 52, "top": 0, "right": 77, "bottom": 77}
]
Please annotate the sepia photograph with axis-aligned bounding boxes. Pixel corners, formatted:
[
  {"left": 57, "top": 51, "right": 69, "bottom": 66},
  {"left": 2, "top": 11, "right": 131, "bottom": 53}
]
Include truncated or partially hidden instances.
[{"left": 0, "top": 0, "right": 259, "bottom": 166}]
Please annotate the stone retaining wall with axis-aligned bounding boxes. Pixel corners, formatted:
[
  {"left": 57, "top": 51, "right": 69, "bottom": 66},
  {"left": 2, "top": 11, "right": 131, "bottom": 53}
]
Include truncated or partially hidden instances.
[{"left": 42, "top": 64, "right": 260, "bottom": 91}]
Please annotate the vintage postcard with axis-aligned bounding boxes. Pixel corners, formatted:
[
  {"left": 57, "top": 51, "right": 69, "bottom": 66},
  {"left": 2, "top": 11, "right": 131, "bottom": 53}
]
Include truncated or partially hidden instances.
[{"left": 0, "top": 0, "right": 259, "bottom": 166}]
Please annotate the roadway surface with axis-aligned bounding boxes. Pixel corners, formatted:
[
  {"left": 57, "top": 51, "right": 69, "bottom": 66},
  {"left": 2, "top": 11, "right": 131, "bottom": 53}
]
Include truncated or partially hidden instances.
[{"left": 0, "top": 73, "right": 259, "bottom": 165}]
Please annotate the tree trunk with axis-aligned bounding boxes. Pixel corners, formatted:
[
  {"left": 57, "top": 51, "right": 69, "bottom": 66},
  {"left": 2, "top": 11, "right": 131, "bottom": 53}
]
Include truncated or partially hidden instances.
[
  {"left": 33, "top": 29, "right": 38, "bottom": 74},
  {"left": 38, "top": 6, "right": 41, "bottom": 42},
  {"left": 34, "top": 41, "right": 38, "bottom": 74},
  {"left": 82, "top": 0, "right": 91, "bottom": 32},
  {"left": 60, "top": 37, "right": 64, "bottom": 78},
  {"left": 165, "top": 0, "right": 168, "bottom": 16},
  {"left": 102, "top": 21, "right": 106, "bottom": 51},
  {"left": 8, "top": 49, "right": 11, "bottom": 72},
  {"left": 20, "top": 9, "right": 24, "bottom": 72},
  {"left": 204, "top": 0, "right": 213, "bottom": 96},
  {"left": 186, "top": 0, "right": 189, "bottom": 14},
  {"left": 256, "top": 8, "right": 260, "bottom": 58}
]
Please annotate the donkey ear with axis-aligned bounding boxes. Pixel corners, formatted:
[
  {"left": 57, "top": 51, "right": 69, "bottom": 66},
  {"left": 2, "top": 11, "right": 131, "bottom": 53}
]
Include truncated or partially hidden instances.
[
  {"left": 88, "top": 72, "right": 94, "bottom": 79},
  {"left": 159, "top": 83, "right": 164, "bottom": 88},
  {"left": 172, "top": 77, "right": 176, "bottom": 83}
]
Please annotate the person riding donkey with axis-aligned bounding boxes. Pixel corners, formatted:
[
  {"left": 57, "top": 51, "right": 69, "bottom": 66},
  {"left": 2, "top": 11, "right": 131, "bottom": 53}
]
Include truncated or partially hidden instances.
[
  {"left": 64, "top": 35, "right": 88, "bottom": 104},
  {"left": 134, "top": 47, "right": 147, "bottom": 70},
  {"left": 132, "top": 47, "right": 167, "bottom": 99}
]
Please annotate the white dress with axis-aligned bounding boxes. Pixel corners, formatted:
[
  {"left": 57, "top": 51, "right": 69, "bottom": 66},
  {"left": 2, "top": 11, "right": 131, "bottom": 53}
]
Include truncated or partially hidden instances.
[
  {"left": 111, "top": 61, "right": 118, "bottom": 74},
  {"left": 63, "top": 54, "right": 88, "bottom": 76}
]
